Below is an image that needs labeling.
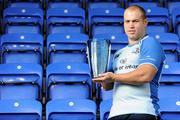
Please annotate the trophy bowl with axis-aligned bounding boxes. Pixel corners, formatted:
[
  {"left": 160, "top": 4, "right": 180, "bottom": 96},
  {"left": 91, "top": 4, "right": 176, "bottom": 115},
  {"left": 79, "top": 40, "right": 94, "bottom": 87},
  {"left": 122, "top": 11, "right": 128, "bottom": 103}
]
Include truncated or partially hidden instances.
[{"left": 87, "top": 38, "right": 111, "bottom": 77}]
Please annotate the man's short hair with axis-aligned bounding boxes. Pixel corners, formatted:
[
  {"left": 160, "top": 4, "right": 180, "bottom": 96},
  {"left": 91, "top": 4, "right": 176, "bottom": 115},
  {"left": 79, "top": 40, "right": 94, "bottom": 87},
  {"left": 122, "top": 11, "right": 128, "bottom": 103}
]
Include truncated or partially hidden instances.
[{"left": 126, "top": 5, "right": 147, "bottom": 19}]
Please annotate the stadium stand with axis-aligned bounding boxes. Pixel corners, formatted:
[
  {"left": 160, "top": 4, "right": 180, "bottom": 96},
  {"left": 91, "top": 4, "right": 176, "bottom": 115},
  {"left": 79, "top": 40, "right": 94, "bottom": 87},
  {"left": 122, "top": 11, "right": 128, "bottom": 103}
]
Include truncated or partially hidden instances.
[{"left": 0, "top": 0, "right": 179, "bottom": 120}]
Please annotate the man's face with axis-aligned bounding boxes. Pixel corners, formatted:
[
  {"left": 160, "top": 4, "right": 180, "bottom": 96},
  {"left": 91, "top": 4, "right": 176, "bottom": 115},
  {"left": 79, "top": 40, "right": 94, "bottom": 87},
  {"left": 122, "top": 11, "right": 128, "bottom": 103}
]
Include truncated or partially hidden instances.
[{"left": 124, "top": 9, "right": 148, "bottom": 41}]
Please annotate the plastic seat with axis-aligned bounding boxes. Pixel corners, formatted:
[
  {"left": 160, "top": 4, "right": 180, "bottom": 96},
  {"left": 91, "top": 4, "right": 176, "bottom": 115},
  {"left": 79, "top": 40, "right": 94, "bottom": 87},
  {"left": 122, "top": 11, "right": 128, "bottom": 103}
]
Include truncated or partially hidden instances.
[
  {"left": 5, "top": 0, "right": 42, "bottom": 8},
  {"left": 47, "top": 33, "right": 88, "bottom": 64},
  {"left": 1, "top": 33, "right": 44, "bottom": 64},
  {"left": 128, "top": 2, "right": 158, "bottom": 8},
  {"left": 3, "top": 7, "right": 43, "bottom": 34},
  {"left": 0, "top": 100, "right": 42, "bottom": 120},
  {"left": 144, "top": 7, "right": 170, "bottom": 33},
  {"left": 0, "top": 63, "right": 43, "bottom": 100},
  {"left": 88, "top": 8, "right": 124, "bottom": 37},
  {"left": 159, "top": 62, "right": 180, "bottom": 119},
  {"left": 46, "top": 7, "right": 85, "bottom": 34},
  {"left": 164, "top": 0, "right": 180, "bottom": 15},
  {"left": 100, "top": 99, "right": 112, "bottom": 120},
  {"left": 172, "top": 7, "right": 180, "bottom": 37},
  {"left": 46, "top": 63, "right": 92, "bottom": 100},
  {"left": 88, "top": 0, "right": 121, "bottom": 9},
  {"left": 46, "top": 99, "right": 96, "bottom": 120},
  {"left": 149, "top": 33, "right": 179, "bottom": 62},
  {"left": 46, "top": 0, "right": 83, "bottom": 9}
]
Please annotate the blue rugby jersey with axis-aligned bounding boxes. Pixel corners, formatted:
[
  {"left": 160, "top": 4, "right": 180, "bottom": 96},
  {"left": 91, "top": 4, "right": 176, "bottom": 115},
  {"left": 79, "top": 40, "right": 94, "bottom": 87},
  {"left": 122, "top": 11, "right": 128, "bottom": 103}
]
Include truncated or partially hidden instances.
[{"left": 109, "top": 35, "right": 165, "bottom": 118}]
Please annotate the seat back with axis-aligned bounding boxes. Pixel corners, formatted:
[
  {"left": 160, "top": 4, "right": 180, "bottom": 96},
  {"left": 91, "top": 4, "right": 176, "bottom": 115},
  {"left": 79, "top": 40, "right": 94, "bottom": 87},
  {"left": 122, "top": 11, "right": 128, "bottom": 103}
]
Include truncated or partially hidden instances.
[
  {"left": 100, "top": 99, "right": 112, "bottom": 120},
  {"left": 88, "top": 8, "right": 124, "bottom": 36},
  {"left": 3, "top": 7, "right": 43, "bottom": 34},
  {"left": 0, "top": 100, "right": 42, "bottom": 120},
  {"left": 47, "top": 33, "right": 88, "bottom": 64},
  {"left": 46, "top": 63, "right": 92, "bottom": 100},
  {"left": 172, "top": 7, "right": 180, "bottom": 37},
  {"left": 144, "top": 7, "right": 170, "bottom": 33},
  {"left": 46, "top": 7, "right": 85, "bottom": 34},
  {"left": 1, "top": 33, "right": 43, "bottom": 64},
  {"left": 46, "top": 99, "right": 96, "bottom": 120},
  {"left": 149, "top": 33, "right": 180, "bottom": 62},
  {"left": 0, "top": 63, "right": 42, "bottom": 100}
]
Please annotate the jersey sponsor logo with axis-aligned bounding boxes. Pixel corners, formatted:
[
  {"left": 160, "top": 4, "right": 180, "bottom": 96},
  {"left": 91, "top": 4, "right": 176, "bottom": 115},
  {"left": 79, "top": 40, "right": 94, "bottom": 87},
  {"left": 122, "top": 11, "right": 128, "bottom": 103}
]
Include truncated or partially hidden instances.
[
  {"left": 131, "top": 47, "right": 140, "bottom": 54},
  {"left": 119, "top": 58, "right": 127, "bottom": 64}
]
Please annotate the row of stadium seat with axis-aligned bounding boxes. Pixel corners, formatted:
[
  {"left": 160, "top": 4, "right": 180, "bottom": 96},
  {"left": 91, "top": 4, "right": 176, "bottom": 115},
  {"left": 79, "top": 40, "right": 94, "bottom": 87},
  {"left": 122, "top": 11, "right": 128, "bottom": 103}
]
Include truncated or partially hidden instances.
[
  {"left": 0, "top": 62, "right": 180, "bottom": 119},
  {"left": 1, "top": 0, "right": 180, "bottom": 9},
  {"left": 1, "top": 5, "right": 180, "bottom": 36},
  {"left": 0, "top": 32, "right": 179, "bottom": 66}
]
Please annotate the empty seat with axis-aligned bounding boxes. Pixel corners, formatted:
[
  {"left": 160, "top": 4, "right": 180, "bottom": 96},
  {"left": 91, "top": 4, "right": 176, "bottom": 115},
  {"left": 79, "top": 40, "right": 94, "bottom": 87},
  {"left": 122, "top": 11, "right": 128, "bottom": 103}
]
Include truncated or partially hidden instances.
[
  {"left": 3, "top": 7, "right": 43, "bottom": 34},
  {"left": 128, "top": 2, "right": 158, "bottom": 8},
  {"left": 46, "top": 0, "right": 83, "bottom": 9},
  {"left": 159, "top": 62, "right": 180, "bottom": 101},
  {"left": 164, "top": 0, "right": 180, "bottom": 15},
  {"left": 159, "top": 98, "right": 180, "bottom": 120},
  {"left": 159, "top": 62, "right": 180, "bottom": 119},
  {"left": 144, "top": 7, "right": 170, "bottom": 33},
  {"left": 46, "top": 63, "right": 92, "bottom": 100},
  {"left": 47, "top": 33, "right": 88, "bottom": 64},
  {"left": 88, "top": 0, "right": 121, "bottom": 9},
  {"left": 0, "top": 100, "right": 42, "bottom": 120},
  {"left": 100, "top": 99, "right": 112, "bottom": 120},
  {"left": 46, "top": 7, "right": 85, "bottom": 34},
  {"left": 88, "top": 8, "right": 124, "bottom": 37},
  {"left": 149, "top": 33, "right": 179, "bottom": 62},
  {"left": 0, "top": 63, "right": 43, "bottom": 100},
  {"left": 6, "top": 0, "right": 42, "bottom": 8},
  {"left": 46, "top": 99, "right": 96, "bottom": 120},
  {"left": 172, "top": 7, "right": 180, "bottom": 37},
  {"left": 1, "top": 33, "right": 44, "bottom": 64}
]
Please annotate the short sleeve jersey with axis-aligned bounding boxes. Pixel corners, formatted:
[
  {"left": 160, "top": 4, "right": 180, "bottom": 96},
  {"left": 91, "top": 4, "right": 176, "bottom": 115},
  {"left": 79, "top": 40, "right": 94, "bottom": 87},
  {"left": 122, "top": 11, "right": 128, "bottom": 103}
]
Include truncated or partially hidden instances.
[{"left": 109, "top": 35, "right": 165, "bottom": 118}]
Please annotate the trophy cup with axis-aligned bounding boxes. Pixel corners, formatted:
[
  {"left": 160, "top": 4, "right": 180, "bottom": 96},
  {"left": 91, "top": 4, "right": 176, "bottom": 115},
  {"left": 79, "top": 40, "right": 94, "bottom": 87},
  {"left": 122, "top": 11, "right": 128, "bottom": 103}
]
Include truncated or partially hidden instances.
[{"left": 87, "top": 38, "right": 111, "bottom": 77}]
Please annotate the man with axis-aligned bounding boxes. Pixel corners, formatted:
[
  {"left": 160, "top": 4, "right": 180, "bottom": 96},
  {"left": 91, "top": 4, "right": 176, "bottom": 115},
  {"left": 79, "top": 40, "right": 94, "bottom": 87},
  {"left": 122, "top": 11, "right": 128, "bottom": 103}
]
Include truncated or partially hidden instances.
[{"left": 93, "top": 5, "right": 165, "bottom": 120}]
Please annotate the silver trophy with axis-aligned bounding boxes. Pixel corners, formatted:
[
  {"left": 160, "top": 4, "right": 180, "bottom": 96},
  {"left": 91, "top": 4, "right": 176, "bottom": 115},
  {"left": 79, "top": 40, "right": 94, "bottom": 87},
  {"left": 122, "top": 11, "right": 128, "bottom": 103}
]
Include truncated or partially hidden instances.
[{"left": 87, "top": 38, "right": 111, "bottom": 77}]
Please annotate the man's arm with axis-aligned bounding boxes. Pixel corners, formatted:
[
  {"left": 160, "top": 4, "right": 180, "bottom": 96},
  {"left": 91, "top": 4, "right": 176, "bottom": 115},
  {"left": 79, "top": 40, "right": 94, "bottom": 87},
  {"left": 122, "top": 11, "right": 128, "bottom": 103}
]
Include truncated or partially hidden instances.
[{"left": 93, "top": 64, "right": 157, "bottom": 86}]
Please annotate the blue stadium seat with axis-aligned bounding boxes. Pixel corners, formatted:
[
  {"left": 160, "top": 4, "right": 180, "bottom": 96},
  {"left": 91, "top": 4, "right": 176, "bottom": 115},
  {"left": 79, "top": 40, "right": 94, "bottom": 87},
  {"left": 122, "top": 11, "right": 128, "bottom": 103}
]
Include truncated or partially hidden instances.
[
  {"left": 0, "top": 63, "right": 43, "bottom": 100},
  {"left": 159, "top": 98, "right": 180, "bottom": 120},
  {"left": 100, "top": 99, "right": 112, "bottom": 120},
  {"left": 46, "top": 0, "right": 83, "bottom": 9},
  {"left": 88, "top": 0, "right": 121, "bottom": 9},
  {"left": 88, "top": 8, "right": 124, "bottom": 36},
  {"left": 144, "top": 7, "right": 170, "bottom": 33},
  {"left": 149, "top": 33, "right": 179, "bottom": 62},
  {"left": 1, "top": 33, "right": 44, "bottom": 64},
  {"left": 0, "top": 100, "right": 42, "bottom": 120},
  {"left": 6, "top": 0, "right": 42, "bottom": 8},
  {"left": 46, "top": 63, "right": 92, "bottom": 100},
  {"left": 124, "top": 0, "right": 161, "bottom": 8},
  {"left": 46, "top": 7, "right": 85, "bottom": 34},
  {"left": 172, "top": 7, "right": 180, "bottom": 37},
  {"left": 47, "top": 33, "right": 88, "bottom": 64},
  {"left": 3, "top": 7, "right": 43, "bottom": 34},
  {"left": 46, "top": 99, "right": 96, "bottom": 120},
  {"left": 128, "top": 2, "right": 158, "bottom": 8},
  {"left": 159, "top": 62, "right": 180, "bottom": 119},
  {"left": 164, "top": 0, "right": 180, "bottom": 15}
]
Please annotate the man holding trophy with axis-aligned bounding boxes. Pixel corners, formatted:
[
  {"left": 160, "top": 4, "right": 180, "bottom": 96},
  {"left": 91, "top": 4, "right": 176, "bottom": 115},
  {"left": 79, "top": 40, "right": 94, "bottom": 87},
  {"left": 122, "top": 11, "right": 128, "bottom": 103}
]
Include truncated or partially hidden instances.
[{"left": 92, "top": 5, "right": 165, "bottom": 120}]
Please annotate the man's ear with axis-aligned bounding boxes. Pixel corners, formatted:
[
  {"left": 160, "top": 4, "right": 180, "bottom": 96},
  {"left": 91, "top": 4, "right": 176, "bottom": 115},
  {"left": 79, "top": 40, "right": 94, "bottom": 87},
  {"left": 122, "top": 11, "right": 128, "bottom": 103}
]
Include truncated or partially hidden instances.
[{"left": 144, "top": 19, "right": 148, "bottom": 26}]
